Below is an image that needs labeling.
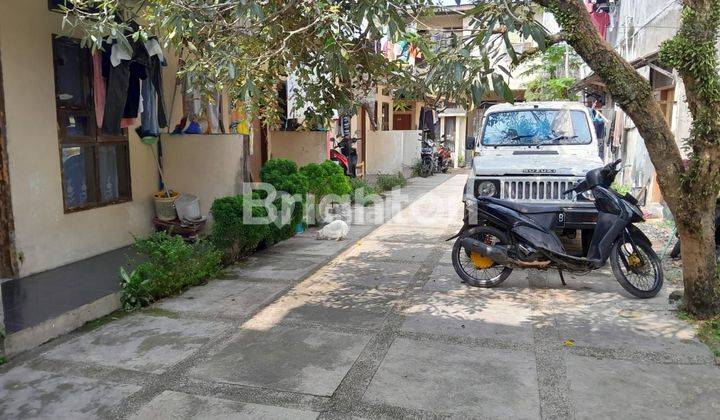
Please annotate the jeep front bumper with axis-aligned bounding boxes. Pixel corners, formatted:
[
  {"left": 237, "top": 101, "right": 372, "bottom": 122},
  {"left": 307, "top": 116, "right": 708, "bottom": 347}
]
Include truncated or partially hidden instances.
[{"left": 464, "top": 197, "right": 597, "bottom": 230}]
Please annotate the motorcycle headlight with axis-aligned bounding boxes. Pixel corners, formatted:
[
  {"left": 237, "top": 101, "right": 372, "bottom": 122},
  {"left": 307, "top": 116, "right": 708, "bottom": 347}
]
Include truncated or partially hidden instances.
[{"left": 476, "top": 180, "right": 498, "bottom": 197}]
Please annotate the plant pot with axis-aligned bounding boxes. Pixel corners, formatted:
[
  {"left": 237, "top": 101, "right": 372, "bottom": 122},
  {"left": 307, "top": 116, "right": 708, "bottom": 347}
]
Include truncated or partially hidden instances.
[{"left": 153, "top": 190, "right": 179, "bottom": 221}]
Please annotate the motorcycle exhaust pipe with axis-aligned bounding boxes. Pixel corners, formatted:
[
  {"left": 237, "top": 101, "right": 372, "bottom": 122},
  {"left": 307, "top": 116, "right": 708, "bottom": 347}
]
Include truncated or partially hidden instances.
[
  {"left": 459, "top": 238, "right": 550, "bottom": 268},
  {"left": 460, "top": 238, "right": 514, "bottom": 266}
]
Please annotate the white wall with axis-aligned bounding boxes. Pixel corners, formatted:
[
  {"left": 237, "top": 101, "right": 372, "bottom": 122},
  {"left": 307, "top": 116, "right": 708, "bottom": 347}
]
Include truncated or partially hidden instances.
[
  {"left": 0, "top": 1, "right": 159, "bottom": 276},
  {"left": 269, "top": 131, "right": 328, "bottom": 166},
  {"left": 161, "top": 134, "right": 246, "bottom": 221},
  {"left": 366, "top": 130, "right": 420, "bottom": 175}
]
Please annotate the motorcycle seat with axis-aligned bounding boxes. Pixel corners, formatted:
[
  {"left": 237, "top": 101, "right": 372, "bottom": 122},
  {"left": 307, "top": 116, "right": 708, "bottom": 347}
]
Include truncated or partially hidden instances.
[{"left": 480, "top": 197, "right": 563, "bottom": 214}]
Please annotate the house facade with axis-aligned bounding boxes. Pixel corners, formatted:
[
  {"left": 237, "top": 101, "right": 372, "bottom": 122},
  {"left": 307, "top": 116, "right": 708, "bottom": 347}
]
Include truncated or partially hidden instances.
[
  {"left": 0, "top": 1, "right": 260, "bottom": 353},
  {"left": 577, "top": 0, "right": 698, "bottom": 213}
]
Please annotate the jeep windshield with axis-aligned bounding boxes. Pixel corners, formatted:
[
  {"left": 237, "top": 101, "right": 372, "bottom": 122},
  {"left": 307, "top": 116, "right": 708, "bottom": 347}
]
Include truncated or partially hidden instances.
[{"left": 481, "top": 109, "right": 593, "bottom": 146}]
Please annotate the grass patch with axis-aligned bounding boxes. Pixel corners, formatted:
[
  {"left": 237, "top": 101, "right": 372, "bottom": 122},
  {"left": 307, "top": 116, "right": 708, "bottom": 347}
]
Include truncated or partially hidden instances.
[
  {"left": 698, "top": 317, "right": 720, "bottom": 359},
  {"left": 77, "top": 309, "right": 130, "bottom": 333},
  {"left": 677, "top": 309, "right": 720, "bottom": 362},
  {"left": 375, "top": 172, "right": 407, "bottom": 192},
  {"left": 141, "top": 307, "right": 181, "bottom": 319}
]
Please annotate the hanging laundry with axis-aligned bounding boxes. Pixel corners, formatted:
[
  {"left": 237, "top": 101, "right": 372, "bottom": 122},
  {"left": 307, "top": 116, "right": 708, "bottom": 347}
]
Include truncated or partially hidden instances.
[
  {"left": 91, "top": 52, "right": 106, "bottom": 128},
  {"left": 229, "top": 101, "right": 251, "bottom": 135},
  {"left": 102, "top": 37, "right": 150, "bottom": 135},
  {"left": 206, "top": 92, "right": 221, "bottom": 134},
  {"left": 137, "top": 37, "right": 168, "bottom": 137}
]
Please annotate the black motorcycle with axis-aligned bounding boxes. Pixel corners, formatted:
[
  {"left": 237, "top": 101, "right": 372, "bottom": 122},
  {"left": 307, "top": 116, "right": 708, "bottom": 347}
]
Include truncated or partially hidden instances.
[
  {"left": 419, "top": 129, "right": 436, "bottom": 177},
  {"left": 451, "top": 159, "right": 663, "bottom": 298}
]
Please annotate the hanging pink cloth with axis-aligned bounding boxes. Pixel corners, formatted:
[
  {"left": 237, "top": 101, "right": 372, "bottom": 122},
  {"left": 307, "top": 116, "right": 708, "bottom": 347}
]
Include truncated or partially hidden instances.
[
  {"left": 585, "top": 1, "right": 610, "bottom": 39},
  {"left": 92, "top": 52, "right": 106, "bottom": 128}
]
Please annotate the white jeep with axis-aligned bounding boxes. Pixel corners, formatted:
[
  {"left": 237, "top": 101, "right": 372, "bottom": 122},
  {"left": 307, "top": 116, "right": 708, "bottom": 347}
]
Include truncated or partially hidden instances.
[{"left": 464, "top": 101, "right": 603, "bottom": 245}]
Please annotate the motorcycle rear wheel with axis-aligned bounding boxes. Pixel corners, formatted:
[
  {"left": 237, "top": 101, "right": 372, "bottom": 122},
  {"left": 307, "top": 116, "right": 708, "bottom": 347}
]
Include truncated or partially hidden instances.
[
  {"left": 452, "top": 226, "right": 513, "bottom": 288},
  {"left": 610, "top": 239, "right": 663, "bottom": 298}
]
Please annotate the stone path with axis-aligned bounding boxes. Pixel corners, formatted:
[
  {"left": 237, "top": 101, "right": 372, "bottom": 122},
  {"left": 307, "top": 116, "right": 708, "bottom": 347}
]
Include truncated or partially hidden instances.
[{"left": 1, "top": 173, "right": 719, "bottom": 419}]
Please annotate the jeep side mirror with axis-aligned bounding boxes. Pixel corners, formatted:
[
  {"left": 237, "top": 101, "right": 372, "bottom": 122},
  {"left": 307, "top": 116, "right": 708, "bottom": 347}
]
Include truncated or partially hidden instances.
[{"left": 465, "top": 136, "right": 476, "bottom": 150}]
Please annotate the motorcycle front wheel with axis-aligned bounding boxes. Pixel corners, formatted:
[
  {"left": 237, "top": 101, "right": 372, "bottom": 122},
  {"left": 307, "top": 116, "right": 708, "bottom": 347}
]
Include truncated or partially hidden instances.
[
  {"left": 451, "top": 226, "right": 513, "bottom": 288},
  {"left": 420, "top": 158, "right": 433, "bottom": 177},
  {"left": 610, "top": 239, "right": 663, "bottom": 298}
]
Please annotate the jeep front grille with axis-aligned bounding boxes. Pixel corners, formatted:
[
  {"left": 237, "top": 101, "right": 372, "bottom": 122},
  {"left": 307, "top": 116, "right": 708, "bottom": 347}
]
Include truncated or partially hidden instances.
[{"left": 500, "top": 178, "right": 580, "bottom": 202}]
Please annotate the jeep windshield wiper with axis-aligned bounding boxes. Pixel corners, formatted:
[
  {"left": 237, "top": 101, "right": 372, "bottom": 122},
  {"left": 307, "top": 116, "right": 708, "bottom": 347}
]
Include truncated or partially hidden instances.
[
  {"left": 546, "top": 134, "right": 579, "bottom": 143},
  {"left": 505, "top": 134, "right": 535, "bottom": 142}
]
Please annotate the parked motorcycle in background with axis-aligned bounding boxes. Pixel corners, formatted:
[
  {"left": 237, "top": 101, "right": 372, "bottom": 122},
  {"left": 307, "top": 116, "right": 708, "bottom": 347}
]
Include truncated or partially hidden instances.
[
  {"left": 330, "top": 136, "right": 358, "bottom": 178},
  {"left": 436, "top": 134, "right": 452, "bottom": 173},
  {"left": 330, "top": 115, "right": 359, "bottom": 177},
  {"left": 419, "top": 129, "right": 436, "bottom": 177}
]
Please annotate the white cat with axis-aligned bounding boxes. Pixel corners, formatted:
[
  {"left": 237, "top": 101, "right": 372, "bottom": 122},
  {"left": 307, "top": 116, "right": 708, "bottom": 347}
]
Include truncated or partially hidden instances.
[{"left": 316, "top": 220, "right": 350, "bottom": 241}]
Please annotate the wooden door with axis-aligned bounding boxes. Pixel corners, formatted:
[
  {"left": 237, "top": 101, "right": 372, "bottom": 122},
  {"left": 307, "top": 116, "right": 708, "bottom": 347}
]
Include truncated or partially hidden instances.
[
  {"left": 0, "top": 53, "right": 17, "bottom": 278},
  {"left": 392, "top": 113, "right": 412, "bottom": 130}
]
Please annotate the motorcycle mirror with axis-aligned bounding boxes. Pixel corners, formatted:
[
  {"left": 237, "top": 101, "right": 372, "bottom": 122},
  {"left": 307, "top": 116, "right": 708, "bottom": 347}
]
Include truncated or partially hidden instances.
[{"left": 465, "top": 136, "right": 476, "bottom": 150}]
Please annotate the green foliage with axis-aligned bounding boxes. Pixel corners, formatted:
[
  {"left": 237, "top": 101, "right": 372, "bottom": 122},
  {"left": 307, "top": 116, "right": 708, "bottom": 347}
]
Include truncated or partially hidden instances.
[
  {"left": 525, "top": 77, "right": 578, "bottom": 101},
  {"left": 376, "top": 172, "right": 407, "bottom": 192},
  {"left": 410, "top": 159, "right": 424, "bottom": 177},
  {"left": 119, "top": 267, "right": 152, "bottom": 310},
  {"left": 121, "top": 232, "right": 223, "bottom": 310},
  {"left": 210, "top": 194, "right": 270, "bottom": 262},
  {"left": 611, "top": 182, "right": 632, "bottom": 196},
  {"left": 349, "top": 177, "right": 380, "bottom": 206},
  {"left": 260, "top": 159, "right": 309, "bottom": 196},
  {"left": 300, "top": 160, "right": 352, "bottom": 203}
]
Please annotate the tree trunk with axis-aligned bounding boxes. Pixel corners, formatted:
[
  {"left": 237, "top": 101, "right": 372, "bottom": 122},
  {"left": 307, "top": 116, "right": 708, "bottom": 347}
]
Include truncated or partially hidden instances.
[
  {"left": 677, "top": 197, "right": 720, "bottom": 316},
  {"left": 537, "top": 0, "right": 720, "bottom": 316}
]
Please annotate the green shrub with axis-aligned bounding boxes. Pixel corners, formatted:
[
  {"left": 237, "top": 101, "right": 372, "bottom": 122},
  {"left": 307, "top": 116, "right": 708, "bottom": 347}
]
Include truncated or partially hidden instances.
[
  {"left": 119, "top": 267, "right": 152, "bottom": 310},
  {"left": 349, "top": 177, "right": 380, "bottom": 206},
  {"left": 121, "top": 232, "right": 223, "bottom": 310},
  {"left": 376, "top": 172, "right": 407, "bottom": 192},
  {"left": 260, "top": 158, "right": 299, "bottom": 187},
  {"left": 211, "top": 194, "right": 270, "bottom": 262},
  {"left": 410, "top": 159, "right": 423, "bottom": 177},
  {"left": 300, "top": 160, "right": 352, "bottom": 203}
]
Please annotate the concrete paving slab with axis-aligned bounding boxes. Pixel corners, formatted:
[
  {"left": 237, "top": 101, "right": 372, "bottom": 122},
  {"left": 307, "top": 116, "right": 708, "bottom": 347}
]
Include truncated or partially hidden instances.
[
  {"left": 190, "top": 326, "right": 370, "bottom": 396},
  {"left": 423, "top": 264, "right": 530, "bottom": 292},
  {"left": 261, "top": 236, "right": 350, "bottom": 257},
  {"left": 565, "top": 355, "right": 720, "bottom": 419},
  {"left": 343, "top": 239, "right": 435, "bottom": 263},
  {"left": 0, "top": 365, "right": 140, "bottom": 418},
  {"left": 363, "top": 338, "right": 540, "bottom": 418},
  {"left": 43, "top": 314, "right": 228, "bottom": 373},
  {"left": 367, "top": 224, "right": 448, "bottom": 244},
  {"left": 154, "top": 280, "right": 286, "bottom": 319},
  {"left": 551, "top": 302, "right": 711, "bottom": 360},
  {"left": 401, "top": 291, "right": 534, "bottom": 343},
  {"left": 250, "top": 280, "right": 398, "bottom": 329},
  {"left": 131, "top": 390, "right": 318, "bottom": 419},
  {"left": 230, "top": 254, "right": 323, "bottom": 281},
  {"left": 314, "top": 260, "right": 419, "bottom": 290}
]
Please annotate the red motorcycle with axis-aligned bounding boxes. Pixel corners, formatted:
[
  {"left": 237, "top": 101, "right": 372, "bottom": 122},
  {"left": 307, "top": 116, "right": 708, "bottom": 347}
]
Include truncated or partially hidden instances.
[
  {"left": 436, "top": 134, "right": 452, "bottom": 173},
  {"left": 330, "top": 136, "right": 358, "bottom": 177}
]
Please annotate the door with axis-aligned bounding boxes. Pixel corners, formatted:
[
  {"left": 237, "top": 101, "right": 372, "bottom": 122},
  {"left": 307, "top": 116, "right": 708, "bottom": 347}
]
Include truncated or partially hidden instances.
[
  {"left": 392, "top": 113, "right": 412, "bottom": 130},
  {"left": 0, "top": 53, "right": 17, "bottom": 278}
]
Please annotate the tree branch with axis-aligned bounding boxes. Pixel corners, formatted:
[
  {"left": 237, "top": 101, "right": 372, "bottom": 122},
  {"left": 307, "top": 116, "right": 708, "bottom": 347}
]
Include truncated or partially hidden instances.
[{"left": 515, "top": 32, "right": 566, "bottom": 64}]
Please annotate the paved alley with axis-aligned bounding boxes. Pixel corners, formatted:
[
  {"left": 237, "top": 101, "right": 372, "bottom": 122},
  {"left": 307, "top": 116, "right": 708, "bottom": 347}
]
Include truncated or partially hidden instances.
[{"left": 1, "top": 173, "right": 719, "bottom": 419}]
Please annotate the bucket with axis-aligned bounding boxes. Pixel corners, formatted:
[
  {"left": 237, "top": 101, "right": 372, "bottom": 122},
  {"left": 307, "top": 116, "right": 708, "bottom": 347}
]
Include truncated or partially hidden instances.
[
  {"left": 175, "top": 194, "right": 201, "bottom": 221},
  {"left": 153, "top": 190, "right": 178, "bottom": 221}
]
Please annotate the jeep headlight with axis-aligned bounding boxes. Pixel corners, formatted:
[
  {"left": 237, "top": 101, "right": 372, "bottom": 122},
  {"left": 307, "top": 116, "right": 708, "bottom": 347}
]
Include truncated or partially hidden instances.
[
  {"left": 579, "top": 190, "right": 595, "bottom": 201},
  {"left": 476, "top": 180, "right": 498, "bottom": 197}
]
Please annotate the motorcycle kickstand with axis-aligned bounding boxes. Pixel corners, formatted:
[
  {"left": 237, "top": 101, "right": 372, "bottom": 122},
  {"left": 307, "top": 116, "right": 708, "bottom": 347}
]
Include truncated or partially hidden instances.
[{"left": 558, "top": 269, "right": 567, "bottom": 286}]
